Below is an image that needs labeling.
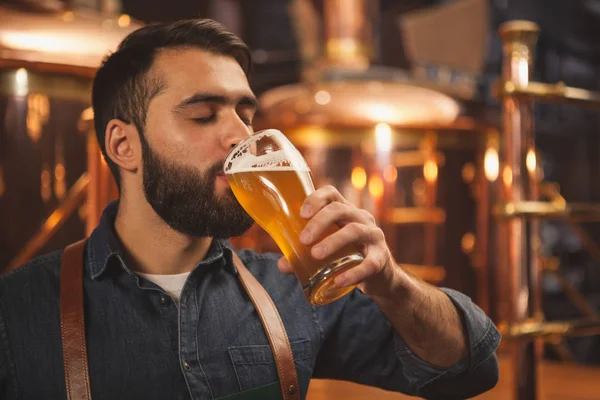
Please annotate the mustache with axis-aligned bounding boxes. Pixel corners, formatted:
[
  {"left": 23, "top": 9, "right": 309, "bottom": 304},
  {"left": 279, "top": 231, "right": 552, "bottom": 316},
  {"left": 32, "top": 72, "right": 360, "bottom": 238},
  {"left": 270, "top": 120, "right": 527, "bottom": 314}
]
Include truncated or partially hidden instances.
[{"left": 206, "top": 159, "right": 227, "bottom": 181}]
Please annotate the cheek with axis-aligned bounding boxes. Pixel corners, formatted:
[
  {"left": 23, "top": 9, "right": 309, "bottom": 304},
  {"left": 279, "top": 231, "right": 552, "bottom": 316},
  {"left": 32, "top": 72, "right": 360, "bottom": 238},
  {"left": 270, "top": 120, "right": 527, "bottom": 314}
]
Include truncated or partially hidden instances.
[{"left": 146, "top": 106, "right": 223, "bottom": 168}]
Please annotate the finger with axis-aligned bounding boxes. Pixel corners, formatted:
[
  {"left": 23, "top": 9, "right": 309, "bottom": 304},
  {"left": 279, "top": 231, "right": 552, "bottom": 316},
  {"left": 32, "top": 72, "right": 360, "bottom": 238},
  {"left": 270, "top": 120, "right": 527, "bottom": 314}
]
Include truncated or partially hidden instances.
[
  {"left": 334, "top": 249, "right": 388, "bottom": 288},
  {"left": 277, "top": 256, "right": 294, "bottom": 274},
  {"left": 300, "top": 203, "right": 374, "bottom": 246},
  {"left": 300, "top": 185, "right": 348, "bottom": 219},
  {"left": 308, "top": 223, "right": 383, "bottom": 260}
]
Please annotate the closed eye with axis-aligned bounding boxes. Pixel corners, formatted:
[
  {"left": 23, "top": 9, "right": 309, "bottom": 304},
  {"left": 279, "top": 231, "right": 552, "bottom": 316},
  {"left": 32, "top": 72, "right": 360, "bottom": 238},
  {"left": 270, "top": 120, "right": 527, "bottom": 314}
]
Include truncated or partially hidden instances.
[{"left": 192, "top": 115, "right": 216, "bottom": 124}]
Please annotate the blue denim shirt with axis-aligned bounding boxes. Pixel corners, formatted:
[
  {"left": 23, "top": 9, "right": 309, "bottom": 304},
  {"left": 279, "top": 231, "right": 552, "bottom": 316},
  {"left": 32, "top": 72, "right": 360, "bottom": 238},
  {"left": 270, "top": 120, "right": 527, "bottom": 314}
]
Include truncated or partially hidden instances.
[{"left": 0, "top": 203, "right": 500, "bottom": 400}]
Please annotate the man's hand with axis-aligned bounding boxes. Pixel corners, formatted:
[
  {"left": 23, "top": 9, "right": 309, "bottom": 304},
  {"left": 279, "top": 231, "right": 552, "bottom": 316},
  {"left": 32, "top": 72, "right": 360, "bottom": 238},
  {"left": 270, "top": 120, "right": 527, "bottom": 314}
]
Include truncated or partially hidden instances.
[
  {"left": 277, "top": 185, "right": 469, "bottom": 368},
  {"left": 276, "top": 185, "right": 404, "bottom": 297}
]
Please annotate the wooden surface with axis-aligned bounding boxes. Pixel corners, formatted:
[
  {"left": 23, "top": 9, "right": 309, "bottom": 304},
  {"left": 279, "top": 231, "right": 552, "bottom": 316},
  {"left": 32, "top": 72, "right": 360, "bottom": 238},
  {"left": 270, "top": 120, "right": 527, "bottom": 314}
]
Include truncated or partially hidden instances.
[{"left": 306, "top": 354, "right": 600, "bottom": 400}]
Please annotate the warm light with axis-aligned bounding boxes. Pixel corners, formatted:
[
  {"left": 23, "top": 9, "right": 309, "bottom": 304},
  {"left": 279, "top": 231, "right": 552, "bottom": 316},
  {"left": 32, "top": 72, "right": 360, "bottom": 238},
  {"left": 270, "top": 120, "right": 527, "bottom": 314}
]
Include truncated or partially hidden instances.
[
  {"left": 517, "top": 58, "right": 529, "bottom": 87},
  {"left": 351, "top": 167, "right": 367, "bottom": 190},
  {"left": 81, "top": 107, "right": 94, "bottom": 121},
  {"left": 62, "top": 11, "right": 74, "bottom": 22},
  {"left": 367, "top": 104, "right": 398, "bottom": 123},
  {"left": 503, "top": 165, "right": 513, "bottom": 186},
  {"left": 383, "top": 165, "right": 397, "bottom": 182},
  {"left": 327, "top": 38, "right": 360, "bottom": 59},
  {"left": 526, "top": 149, "right": 536, "bottom": 173},
  {"left": 368, "top": 176, "right": 384, "bottom": 199},
  {"left": 118, "top": 14, "right": 131, "bottom": 28},
  {"left": 461, "top": 233, "right": 476, "bottom": 254},
  {"left": 484, "top": 147, "right": 499, "bottom": 182},
  {"left": 47, "top": 213, "right": 61, "bottom": 229},
  {"left": 41, "top": 167, "right": 51, "bottom": 202},
  {"left": 26, "top": 94, "right": 49, "bottom": 142},
  {"left": 55, "top": 164, "right": 65, "bottom": 181},
  {"left": 423, "top": 160, "right": 438, "bottom": 183},
  {"left": 375, "top": 123, "right": 392, "bottom": 153},
  {"left": 15, "top": 68, "right": 28, "bottom": 96},
  {"left": 314, "top": 90, "right": 331, "bottom": 105},
  {"left": 54, "top": 179, "right": 66, "bottom": 200},
  {"left": 1, "top": 31, "right": 115, "bottom": 56},
  {"left": 462, "top": 162, "right": 475, "bottom": 184}
]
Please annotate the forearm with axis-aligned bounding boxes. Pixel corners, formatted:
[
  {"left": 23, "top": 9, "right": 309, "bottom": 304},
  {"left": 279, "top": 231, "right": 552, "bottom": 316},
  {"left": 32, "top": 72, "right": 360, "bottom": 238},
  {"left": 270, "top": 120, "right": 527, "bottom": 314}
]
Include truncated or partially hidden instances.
[{"left": 367, "top": 266, "right": 468, "bottom": 367}]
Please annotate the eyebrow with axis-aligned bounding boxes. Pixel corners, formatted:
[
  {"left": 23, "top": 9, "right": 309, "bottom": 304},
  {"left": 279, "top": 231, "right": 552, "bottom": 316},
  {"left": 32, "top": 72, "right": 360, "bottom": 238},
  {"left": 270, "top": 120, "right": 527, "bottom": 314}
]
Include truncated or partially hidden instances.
[{"left": 174, "top": 92, "right": 258, "bottom": 112}]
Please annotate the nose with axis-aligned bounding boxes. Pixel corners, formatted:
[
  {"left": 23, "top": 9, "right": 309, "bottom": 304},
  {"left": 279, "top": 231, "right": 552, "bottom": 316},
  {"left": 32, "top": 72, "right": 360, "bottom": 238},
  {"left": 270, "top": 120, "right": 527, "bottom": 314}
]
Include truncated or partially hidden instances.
[{"left": 221, "top": 114, "right": 253, "bottom": 152}]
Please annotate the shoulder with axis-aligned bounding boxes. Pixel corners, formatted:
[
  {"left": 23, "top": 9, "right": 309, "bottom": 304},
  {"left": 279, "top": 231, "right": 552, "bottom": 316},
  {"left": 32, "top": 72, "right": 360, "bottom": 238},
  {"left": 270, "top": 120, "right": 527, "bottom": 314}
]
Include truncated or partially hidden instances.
[
  {"left": 235, "top": 248, "right": 281, "bottom": 264},
  {"left": 233, "top": 248, "right": 304, "bottom": 297},
  {"left": 0, "top": 250, "right": 63, "bottom": 309},
  {"left": 234, "top": 249, "right": 287, "bottom": 282}
]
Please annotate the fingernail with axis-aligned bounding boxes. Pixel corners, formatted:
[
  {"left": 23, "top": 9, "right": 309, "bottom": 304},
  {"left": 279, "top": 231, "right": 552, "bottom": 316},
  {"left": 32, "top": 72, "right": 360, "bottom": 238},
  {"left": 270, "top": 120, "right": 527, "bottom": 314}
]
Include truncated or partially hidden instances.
[
  {"left": 300, "top": 205, "right": 312, "bottom": 218},
  {"left": 312, "top": 245, "right": 324, "bottom": 258},
  {"left": 299, "top": 230, "right": 312, "bottom": 244}
]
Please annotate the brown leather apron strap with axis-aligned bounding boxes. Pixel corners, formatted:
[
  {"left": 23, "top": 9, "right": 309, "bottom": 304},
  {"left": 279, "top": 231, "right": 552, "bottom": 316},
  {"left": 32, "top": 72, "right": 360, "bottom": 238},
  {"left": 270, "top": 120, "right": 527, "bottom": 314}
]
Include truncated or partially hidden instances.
[
  {"left": 58, "top": 240, "right": 299, "bottom": 400},
  {"left": 60, "top": 239, "right": 92, "bottom": 400},
  {"left": 232, "top": 253, "right": 300, "bottom": 400}
]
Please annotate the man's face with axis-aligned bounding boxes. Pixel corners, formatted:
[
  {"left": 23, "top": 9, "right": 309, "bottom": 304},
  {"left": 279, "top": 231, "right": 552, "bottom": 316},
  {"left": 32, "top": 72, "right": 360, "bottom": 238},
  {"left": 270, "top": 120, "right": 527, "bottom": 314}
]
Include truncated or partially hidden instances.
[{"left": 140, "top": 48, "right": 255, "bottom": 238}]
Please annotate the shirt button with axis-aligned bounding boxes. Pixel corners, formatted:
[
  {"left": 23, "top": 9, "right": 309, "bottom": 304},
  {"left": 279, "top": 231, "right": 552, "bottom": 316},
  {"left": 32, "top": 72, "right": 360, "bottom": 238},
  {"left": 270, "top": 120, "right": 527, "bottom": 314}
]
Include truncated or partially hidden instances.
[
  {"left": 183, "top": 361, "right": 192, "bottom": 371},
  {"left": 160, "top": 296, "right": 170, "bottom": 307}
]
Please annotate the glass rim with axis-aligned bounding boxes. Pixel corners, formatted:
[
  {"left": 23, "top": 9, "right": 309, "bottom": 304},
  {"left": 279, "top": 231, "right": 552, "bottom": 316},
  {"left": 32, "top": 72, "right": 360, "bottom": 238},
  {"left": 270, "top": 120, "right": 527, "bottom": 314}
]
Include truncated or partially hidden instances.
[{"left": 223, "top": 128, "right": 310, "bottom": 174}]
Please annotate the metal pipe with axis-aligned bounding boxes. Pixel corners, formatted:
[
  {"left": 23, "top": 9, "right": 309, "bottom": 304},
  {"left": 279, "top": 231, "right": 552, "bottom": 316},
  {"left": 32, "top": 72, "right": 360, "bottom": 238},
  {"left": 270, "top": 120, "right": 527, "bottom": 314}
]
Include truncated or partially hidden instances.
[
  {"left": 3, "top": 173, "right": 89, "bottom": 273},
  {"left": 500, "top": 318, "right": 600, "bottom": 341},
  {"left": 498, "top": 20, "right": 541, "bottom": 400},
  {"left": 323, "top": 0, "right": 378, "bottom": 70},
  {"left": 496, "top": 80, "right": 600, "bottom": 109},
  {"left": 81, "top": 107, "right": 118, "bottom": 235}
]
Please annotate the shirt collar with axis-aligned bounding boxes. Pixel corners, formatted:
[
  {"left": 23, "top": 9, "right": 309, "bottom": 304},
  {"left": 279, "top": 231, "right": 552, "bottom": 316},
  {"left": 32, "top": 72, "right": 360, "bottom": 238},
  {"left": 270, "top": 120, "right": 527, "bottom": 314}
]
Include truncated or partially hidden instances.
[{"left": 86, "top": 201, "right": 236, "bottom": 279}]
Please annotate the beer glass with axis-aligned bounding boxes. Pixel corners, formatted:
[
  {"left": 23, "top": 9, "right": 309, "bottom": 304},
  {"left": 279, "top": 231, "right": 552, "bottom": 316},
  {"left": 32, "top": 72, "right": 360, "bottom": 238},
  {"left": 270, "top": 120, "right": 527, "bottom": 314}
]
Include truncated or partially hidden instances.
[{"left": 224, "top": 129, "right": 365, "bottom": 305}]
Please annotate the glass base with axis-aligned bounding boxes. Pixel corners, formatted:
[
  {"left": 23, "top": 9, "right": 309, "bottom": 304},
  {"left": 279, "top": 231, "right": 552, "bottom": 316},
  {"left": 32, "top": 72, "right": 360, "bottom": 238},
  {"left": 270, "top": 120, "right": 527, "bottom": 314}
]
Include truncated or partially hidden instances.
[{"left": 303, "top": 254, "right": 364, "bottom": 306}]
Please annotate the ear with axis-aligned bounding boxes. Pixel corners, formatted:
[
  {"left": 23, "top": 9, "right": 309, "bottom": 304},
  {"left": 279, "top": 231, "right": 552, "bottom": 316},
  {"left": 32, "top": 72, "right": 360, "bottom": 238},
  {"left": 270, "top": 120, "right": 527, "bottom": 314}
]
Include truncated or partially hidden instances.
[{"left": 104, "top": 119, "right": 141, "bottom": 175}]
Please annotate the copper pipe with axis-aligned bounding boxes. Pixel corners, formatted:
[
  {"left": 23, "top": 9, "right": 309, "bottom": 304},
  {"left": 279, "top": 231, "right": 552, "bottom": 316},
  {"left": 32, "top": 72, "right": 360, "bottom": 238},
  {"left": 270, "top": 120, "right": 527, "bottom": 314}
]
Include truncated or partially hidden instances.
[
  {"left": 475, "top": 133, "right": 492, "bottom": 314},
  {"left": 323, "top": 0, "right": 377, "bottom": 70},
  {"left": 393, "top": 150, "right": 445, "bottom": 168},
  {"left": 386, "top": 207, "right": 446, "bottom": 224},
  {"left": 402, "top": 264, "right": 446, "bottom": 283},
  {"left": 498, "top": 20, "right": 541, "bottom": 400},
  {"left": 80, "top": 107, "right": 119, "bottom": 235},
  {"left": 495, "top": 80, "right": 600, "bottom": 109},
  {"left": 4, "top": 173, "right": 89, "bottom": 273},
  {"left": 499, "top": 318, "right": 600, "bottom": 341},
  {"left": 423, "top": 132, "right": 438, "bottom": 268}
]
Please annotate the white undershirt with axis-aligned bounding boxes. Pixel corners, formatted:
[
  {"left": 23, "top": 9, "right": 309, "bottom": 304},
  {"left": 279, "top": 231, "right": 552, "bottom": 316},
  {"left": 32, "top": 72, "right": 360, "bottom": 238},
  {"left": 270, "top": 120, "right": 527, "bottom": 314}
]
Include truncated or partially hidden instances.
[{"left": 137, "top": 272, "right": 191, "bottom": 303}]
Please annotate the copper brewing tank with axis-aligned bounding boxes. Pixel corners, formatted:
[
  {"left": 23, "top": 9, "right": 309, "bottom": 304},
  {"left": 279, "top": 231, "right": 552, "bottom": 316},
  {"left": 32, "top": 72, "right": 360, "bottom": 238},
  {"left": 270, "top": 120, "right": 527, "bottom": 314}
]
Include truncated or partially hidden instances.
[
  {"left": 0, "top": 2, "right": 141, "bottom": 271},
  {"left": 239, "top": 0, "right": 498, "bottom": 303}
]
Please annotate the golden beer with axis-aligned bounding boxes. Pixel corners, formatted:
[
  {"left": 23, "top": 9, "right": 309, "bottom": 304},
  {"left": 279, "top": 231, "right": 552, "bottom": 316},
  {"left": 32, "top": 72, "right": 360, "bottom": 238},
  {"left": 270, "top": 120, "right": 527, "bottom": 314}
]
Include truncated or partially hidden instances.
[{"left": 227, "top": 168, "right": 364, "bottom": 305}]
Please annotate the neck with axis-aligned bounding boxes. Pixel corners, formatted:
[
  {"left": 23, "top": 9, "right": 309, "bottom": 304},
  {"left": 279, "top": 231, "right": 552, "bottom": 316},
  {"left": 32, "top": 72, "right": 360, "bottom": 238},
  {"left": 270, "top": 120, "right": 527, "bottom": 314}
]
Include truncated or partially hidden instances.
[{"left": 114, "top": 194, "right": 213, "bottom": 275}]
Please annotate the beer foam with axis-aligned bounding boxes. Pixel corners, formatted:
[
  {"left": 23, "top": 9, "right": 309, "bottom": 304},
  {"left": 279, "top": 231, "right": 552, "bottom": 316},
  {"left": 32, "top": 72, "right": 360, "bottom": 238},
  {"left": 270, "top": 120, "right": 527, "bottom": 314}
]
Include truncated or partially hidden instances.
[{"left": 224, "top": 129, "right": 311, "bottom": 174}]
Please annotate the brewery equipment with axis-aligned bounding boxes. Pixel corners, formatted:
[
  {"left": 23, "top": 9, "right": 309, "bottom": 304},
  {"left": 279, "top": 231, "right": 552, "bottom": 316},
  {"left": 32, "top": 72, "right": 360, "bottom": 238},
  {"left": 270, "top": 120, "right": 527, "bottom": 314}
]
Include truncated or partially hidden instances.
[
  {"left": 238, "top": 0, "right": 497, "bottom": 305},
  {"left": 0, "top": 1, "right": 140, "bottom": 271},
  {"left": 495, "top": 20, "right": 600, "bottom": 400}
]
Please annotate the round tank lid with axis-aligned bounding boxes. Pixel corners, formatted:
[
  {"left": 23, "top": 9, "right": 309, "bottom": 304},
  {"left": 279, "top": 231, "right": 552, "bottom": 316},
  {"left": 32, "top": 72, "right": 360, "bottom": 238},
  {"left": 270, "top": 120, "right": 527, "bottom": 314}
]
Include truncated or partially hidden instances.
[
  {"left": 259, "top": 68, "right": 462, "bottom": 128},
  {"left": 0, "top": 4, "right": 142, "bottom": 71}
]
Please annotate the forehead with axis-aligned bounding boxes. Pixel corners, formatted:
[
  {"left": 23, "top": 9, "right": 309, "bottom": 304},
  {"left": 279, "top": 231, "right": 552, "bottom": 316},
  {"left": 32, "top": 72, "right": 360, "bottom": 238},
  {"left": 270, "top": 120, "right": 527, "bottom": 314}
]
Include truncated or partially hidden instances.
[{"left": 152, "top": 48, "right": 251, "bottom": 97}]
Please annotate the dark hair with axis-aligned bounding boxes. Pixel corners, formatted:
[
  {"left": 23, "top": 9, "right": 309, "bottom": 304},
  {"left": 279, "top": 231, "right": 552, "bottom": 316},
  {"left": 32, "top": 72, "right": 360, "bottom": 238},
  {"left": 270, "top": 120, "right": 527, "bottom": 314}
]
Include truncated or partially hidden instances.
[{"left": 92, "top": 19, "right": 252, "bottom": 188}]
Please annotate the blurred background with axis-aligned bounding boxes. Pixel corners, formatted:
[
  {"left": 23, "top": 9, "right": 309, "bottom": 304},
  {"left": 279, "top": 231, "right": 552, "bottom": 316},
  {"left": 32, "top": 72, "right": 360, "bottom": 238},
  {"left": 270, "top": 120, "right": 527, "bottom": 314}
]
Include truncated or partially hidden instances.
[{"left": 2, "top": 0, "right": 600, "bottom": 399}]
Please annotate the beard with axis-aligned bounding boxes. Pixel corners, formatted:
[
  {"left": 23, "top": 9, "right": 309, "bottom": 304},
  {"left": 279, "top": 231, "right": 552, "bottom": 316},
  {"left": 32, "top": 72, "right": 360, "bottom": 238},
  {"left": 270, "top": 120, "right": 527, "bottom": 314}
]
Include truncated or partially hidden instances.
[{"left": 141, "top": 138, "right": 255, "bottom": 238}]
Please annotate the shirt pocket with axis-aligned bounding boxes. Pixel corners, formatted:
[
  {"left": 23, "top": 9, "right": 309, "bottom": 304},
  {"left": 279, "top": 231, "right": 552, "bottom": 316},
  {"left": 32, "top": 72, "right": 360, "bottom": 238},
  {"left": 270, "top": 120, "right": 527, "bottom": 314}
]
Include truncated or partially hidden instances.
[{"left": 228, "top": 339, "right": 312, "bottom": 392}]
